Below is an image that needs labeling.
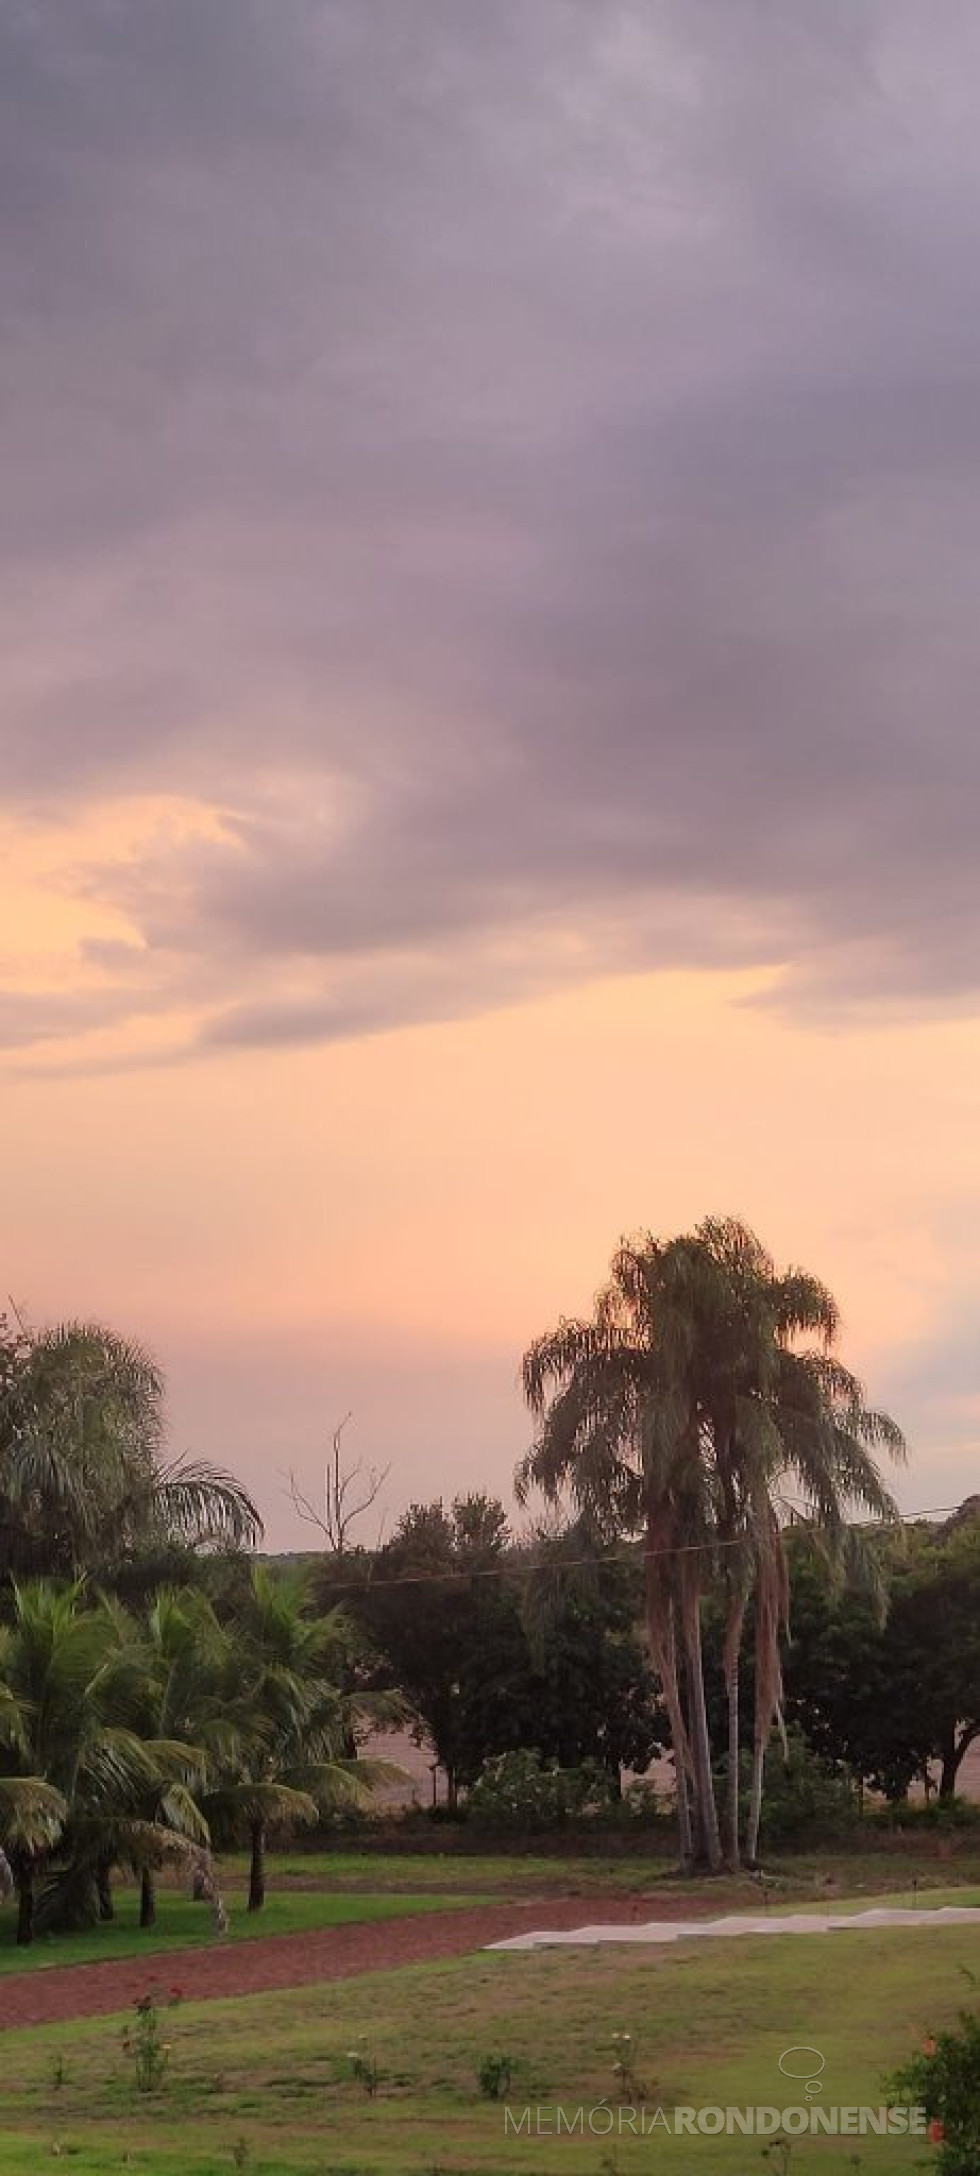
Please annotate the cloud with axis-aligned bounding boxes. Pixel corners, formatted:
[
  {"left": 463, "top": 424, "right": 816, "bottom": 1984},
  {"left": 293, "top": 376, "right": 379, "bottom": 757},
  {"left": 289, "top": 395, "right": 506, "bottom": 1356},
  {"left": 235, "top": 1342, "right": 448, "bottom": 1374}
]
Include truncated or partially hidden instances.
[
  {"left": 5, "top": 1, "right": 980, "bottom": 1060},
  {"left": 0, "top": 987, "right": 135, "bottom": 1051}
]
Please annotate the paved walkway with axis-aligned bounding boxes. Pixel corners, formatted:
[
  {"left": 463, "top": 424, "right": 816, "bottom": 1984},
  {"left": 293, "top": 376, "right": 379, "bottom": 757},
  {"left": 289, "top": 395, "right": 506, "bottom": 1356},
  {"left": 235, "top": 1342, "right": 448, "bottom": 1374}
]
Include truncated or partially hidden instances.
[{"left": 490, "top": 1903, "right": 980, "bottom": 1949}]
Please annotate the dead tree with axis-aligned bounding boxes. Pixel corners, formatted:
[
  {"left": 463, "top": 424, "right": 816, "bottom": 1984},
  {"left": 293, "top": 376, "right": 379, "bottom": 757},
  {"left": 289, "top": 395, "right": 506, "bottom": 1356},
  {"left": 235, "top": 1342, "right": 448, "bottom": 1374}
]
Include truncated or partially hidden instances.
[
  {"left": 285, "top": 1413, "right": 389, "bottom": 1555},
  {"left": 284, "top": 1414, "right": 391, "bottom": 1761}
]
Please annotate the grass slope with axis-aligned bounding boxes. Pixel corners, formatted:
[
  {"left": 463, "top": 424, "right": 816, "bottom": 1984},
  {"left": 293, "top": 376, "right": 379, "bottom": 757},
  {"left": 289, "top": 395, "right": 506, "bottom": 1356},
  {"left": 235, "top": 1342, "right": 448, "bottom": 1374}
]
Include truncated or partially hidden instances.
[{"left": 2, "top": 1897, "right": 978, "bottom": 2172}]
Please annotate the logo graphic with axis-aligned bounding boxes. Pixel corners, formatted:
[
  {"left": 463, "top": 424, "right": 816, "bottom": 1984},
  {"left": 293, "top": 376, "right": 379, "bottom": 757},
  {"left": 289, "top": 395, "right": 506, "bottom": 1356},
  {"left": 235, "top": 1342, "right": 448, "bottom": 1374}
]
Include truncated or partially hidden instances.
[
  {"left": 779, "top": 2046, "right": 826, "bottom": 2101},
  {"left": 502, "top": 2032, "right": 930, "bottom": 2138}
]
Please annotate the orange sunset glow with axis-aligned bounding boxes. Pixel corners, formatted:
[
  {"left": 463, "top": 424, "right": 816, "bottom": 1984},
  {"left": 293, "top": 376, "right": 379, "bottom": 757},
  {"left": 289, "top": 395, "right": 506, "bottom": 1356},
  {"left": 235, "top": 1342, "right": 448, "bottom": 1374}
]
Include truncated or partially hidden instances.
[{"left": 4, "top": 4, "right": 979, "bottom": 1541}]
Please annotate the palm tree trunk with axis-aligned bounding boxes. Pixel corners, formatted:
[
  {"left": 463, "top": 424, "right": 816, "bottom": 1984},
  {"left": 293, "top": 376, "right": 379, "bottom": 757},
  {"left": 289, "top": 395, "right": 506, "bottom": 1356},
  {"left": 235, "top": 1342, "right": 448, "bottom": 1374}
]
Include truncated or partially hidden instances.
[
  {"left": 746, "top": 1537, "right": 786, "bottom": 1867},
  {"left": 665, "top": 1637, "right": 694, "bottom": 1870},
  {"left": 726, "top": 1664, "right": 741, "bottom": 1869},
  {"left": 140, "top": 1867, "right": 156, "bottom": 1929},
  {"left": 97, "top": 1862, "right": 114, "bottom": 1922},
  {"left": 16, "top": 1870, "right": 35, "bottom": 1948},
  {"left": 723, "top": 1589, "right": 747, "bottom": 1870},
  {"left": 676, "top": 1763, "right": 693, "bottom": 1862},
  {"left": 680, "top": 1570, "right": 723, "bottom": 1872},
  {"left": 248, "top": 1818, "right": 266, "bottom": 1912},
  {"left": 746, "top": 1735, "right": 766, "bottom": 1867},
  {"left": 644, "top": 1524, "right": 694, "bottom": 1869}
]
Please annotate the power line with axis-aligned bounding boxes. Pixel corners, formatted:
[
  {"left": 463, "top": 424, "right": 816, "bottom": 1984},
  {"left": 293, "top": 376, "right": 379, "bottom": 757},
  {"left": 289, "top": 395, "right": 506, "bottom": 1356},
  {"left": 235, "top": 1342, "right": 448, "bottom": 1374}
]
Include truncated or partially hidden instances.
[{"left": 310, "top": 1502, "right": 970, "bottom": 1599}]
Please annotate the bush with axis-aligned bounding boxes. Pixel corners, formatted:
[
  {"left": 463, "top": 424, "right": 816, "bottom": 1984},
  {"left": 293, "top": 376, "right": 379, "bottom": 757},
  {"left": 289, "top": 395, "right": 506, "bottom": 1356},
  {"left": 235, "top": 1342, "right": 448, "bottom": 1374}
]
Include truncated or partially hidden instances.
[
  {"left": 466, "top": 1750, "right": 617, "bottom": 1830},
  {"left": 754, "top": 1729, "right": 858, "bottom": 1845},
  {"left": 887, "top": 2011, "right": 980, "bottom": 2175},
  {"left": 621, "top": 1778, "right": 666, "bottom": 1824},
  {"left": 866, "top": 1795, "right": 980, "bottom": 1834},
  {"left": 477, "top": 2052, "right": 515, "bottom": 2099}
]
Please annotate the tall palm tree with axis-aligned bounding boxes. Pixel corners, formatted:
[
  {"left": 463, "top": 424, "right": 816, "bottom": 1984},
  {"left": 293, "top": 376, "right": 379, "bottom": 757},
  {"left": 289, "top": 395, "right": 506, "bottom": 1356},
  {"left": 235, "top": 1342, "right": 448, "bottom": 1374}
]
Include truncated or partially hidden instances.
[
  {"left": 653, "top": 1218, "right": 845, "bottom": 1866},
  {"left": 0, "top": 1321, "right": 262, "bottom": 1576},
  {"left": 520, "top": 1236, "right": 717, "bottom": 1866},
  {"left": 520, "top": 1217, "right": 905, "bottom": 1870}
]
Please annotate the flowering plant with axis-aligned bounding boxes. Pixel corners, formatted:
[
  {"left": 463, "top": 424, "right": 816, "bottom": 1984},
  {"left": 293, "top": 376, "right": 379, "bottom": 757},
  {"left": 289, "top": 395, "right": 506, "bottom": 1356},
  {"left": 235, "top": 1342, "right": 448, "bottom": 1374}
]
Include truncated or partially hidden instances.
[
  {"left": 120, "top": 1984, "right": 183, "bottom": 2095},
  {"left": 611, "top": 2030, "right": 644, "bottom": 2102}
]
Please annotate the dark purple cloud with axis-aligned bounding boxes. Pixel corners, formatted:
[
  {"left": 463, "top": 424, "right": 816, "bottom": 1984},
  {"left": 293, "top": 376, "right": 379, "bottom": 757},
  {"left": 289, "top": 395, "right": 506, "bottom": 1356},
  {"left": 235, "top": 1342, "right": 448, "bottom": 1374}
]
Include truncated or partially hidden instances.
[{"left": 5, "top": 0, "right": 980, "bottom": 1058}]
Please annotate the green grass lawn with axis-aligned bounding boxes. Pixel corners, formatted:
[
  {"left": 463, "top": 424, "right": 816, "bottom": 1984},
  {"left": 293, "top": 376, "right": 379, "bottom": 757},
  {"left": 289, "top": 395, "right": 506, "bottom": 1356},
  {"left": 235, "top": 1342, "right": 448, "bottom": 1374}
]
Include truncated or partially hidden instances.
[
  {"left": 219, "top": 1837, "right": 980, "bottom": 1897},
  {"left": 219, "top": 1846, "right": 649, "bottom": 1892},
  {"left": 0, "top": 1883, "right": 478, "bottom": 1974},
  {"left": 2, "top": 1899, "right": 978, "bottom": 2173}
]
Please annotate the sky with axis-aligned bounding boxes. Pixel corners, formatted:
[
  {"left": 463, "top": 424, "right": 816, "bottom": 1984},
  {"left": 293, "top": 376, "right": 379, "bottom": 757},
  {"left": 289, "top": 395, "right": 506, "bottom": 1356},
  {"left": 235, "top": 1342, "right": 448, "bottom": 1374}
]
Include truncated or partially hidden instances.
[{"left": 3, "top": 0, "right": 980, "bottom": 1545}]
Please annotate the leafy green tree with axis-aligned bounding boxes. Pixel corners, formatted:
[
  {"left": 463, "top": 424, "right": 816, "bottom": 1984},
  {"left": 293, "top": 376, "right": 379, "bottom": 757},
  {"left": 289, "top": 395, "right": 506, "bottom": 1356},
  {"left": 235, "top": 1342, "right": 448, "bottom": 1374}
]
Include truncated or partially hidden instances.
[
  {"left": 906, "top": 1518, "right": 980, "bottom": 1799},
  {"left": 339, "top": 1501, "right": 664, "bottom": 1804},
  {"left": 511, "top": 1520, "right": 665, "bottom": 1785},
  {"left": 780, "top": 1518, "right": 980, "bottom": 1802},
  {"left": 346, "top": 1496, "right": 517, "bottom": 1811}
]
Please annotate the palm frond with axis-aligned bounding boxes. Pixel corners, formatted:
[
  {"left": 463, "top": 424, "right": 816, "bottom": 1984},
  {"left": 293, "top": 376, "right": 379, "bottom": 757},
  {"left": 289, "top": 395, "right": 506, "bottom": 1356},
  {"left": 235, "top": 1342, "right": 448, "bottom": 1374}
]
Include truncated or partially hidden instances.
[
  {"left": 131, "top": 1459, "right": 263, "bottom": 1551},
  {"left": 0, "top": 1774, "right": 67, "bottom": 1851}
]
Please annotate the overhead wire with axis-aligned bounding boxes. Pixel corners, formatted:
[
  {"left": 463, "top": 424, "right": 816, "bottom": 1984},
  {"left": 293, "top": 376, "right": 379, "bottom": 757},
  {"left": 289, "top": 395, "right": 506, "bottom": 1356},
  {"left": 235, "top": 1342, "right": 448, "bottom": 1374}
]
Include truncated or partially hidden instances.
[{"left": 310, "top": 1502, "right": 971, "bottom": 1597}]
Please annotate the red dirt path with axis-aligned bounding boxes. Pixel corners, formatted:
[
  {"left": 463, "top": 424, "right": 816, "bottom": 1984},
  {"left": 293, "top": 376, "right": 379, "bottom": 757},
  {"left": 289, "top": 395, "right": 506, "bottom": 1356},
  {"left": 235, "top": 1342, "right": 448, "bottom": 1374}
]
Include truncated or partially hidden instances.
[{"left": 0, "top": 1895, "right": 712, "bottom": 2032}]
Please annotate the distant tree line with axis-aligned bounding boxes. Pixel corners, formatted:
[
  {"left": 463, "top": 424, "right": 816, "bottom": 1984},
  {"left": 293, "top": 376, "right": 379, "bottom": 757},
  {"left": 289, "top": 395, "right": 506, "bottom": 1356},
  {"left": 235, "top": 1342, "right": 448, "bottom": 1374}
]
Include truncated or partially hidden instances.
[
  {"left": 2, "top": 1216, "right": 977, "bottom": 1905},
  {"left": 316, "top": 1494, "right": 667, "bottom": 1809},
  {"left": 312, "top": 1488, "right": 980, "bottom": 1832}
]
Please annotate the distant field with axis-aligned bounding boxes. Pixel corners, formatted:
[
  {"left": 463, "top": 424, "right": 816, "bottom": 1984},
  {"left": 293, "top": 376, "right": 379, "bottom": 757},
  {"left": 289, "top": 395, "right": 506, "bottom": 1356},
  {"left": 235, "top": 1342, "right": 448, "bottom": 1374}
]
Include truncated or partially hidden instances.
[{"left": 360, "top": 1723, "right": 980, "bottom": 1807}]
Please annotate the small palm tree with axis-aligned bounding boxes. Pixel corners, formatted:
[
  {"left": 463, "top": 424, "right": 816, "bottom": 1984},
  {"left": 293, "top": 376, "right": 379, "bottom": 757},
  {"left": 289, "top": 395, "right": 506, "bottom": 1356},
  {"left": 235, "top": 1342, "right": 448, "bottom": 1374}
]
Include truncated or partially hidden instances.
[
  {"left": 204, "top": 1567, "right": 387, "bottom": 1911},
  {"left": 0, "top": 1776, "right": 67, "bottom": 1943},
  {"left": 110, "top": 1587, "right": 232, "bottom": 1929},
  {"left": 0, "top": 1581, "right": 210, "bottom": 1943}
]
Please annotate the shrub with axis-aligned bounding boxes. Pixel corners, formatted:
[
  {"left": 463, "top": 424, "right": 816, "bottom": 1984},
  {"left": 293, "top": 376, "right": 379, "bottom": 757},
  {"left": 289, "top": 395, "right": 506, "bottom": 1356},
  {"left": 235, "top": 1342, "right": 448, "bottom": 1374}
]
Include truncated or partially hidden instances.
[
  {"left": 346, "top": 2040, "right": 382, "bottom": 2096},
  {"left": 753, "top": 1730, "right": 859, "bottom": 1845},
  {"left": 477, "top": 2052, "right": 515, "bottom": 2099},
  {"left": 466, "top": 1750, "right": 617, "bottom": 1831},
  {"left": 120, "top": 1987, "right": 183, "bottom": 2096},
  {"left": 621, "top": 1778, "right": 664, "bottom": 1823},
  {"left": 867, "top": 1795, "right": 980, "bottom": 1834},
  {"left": 887, "top": 2011, "right": 980, "bottom": 2175}
]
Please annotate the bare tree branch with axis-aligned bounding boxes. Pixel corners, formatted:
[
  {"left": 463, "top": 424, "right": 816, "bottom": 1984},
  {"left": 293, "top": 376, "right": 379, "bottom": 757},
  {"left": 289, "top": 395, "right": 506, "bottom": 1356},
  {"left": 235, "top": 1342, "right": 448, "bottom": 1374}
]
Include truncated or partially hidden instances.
[{"left": 283, "top": 1414, "right": 390, "bottom": 1554}]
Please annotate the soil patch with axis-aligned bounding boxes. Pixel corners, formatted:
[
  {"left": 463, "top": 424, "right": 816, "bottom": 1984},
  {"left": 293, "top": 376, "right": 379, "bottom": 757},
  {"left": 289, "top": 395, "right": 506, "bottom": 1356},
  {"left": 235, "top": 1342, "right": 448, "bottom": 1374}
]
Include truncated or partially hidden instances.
[{"left": 0, "top": 1894, "right": 715, "bottom": 2031}]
